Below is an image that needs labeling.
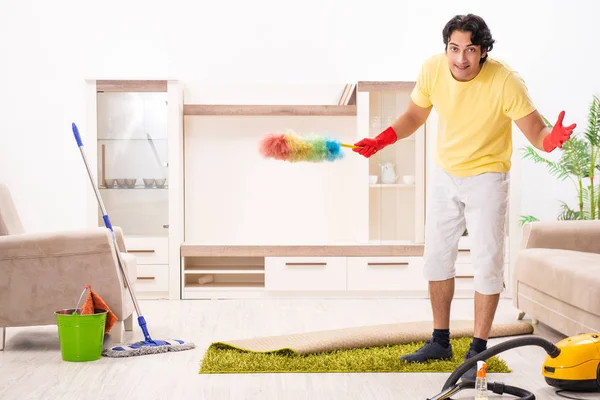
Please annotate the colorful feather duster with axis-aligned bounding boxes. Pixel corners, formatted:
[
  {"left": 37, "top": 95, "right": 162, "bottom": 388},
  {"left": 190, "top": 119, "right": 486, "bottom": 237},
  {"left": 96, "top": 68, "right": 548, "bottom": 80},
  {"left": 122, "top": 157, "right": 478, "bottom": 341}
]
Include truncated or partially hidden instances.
[{"left": 259, "top": 131, "right": 357, "bottom": 163}]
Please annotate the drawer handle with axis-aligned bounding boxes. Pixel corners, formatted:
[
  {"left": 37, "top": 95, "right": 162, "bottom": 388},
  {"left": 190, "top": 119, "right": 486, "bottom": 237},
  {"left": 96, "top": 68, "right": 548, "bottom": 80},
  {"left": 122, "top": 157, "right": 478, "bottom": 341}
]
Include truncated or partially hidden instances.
[
  {"left": 367, "top": 262, "right": 409, "bottom": 266},
  {"left": 285, "top": 262, "right": 327, "bottom": 266},
  {"left": 129, "top": 249, "right": 156, "bottom": 253},
  {"left": 137, "top": 276, "right": 156, "bottom": 280},
  {"left": 456, "top": 275, "right": 474, "bottom": 279}
]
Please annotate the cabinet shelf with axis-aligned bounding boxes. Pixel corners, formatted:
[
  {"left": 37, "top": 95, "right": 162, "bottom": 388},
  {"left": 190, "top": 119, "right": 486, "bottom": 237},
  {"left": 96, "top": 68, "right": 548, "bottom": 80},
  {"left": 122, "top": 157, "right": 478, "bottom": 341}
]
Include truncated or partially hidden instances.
[
  {"left": 184, "top": 268, "right": 265, "bottom": 275},
  {"left": 98, "top": 138, "right": 168, "bottom": 141},
  {"left": 183, "top": 104, "right": 356, "bottom": 116},
  {"left": 185, "top": 282, "right": 265, "bottom": 290},
  {"left": 369, "top": 184, "right": 415, "bottom": 188},
  {"left": 99, "top": 186, "right": 168, "bottom": 190},
  {"left": 357, "top": 81, "right": 416, "bottom": 92},
  {"left": 182, "top": 256, "right": 266, "bottom": 295}
]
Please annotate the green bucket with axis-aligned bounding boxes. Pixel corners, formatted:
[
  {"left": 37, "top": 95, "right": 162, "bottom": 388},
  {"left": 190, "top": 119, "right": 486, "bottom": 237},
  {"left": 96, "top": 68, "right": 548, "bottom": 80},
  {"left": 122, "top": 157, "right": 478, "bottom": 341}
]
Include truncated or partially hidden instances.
[{"left": 55, "top": 308, "right": 107, "bottom": 362}]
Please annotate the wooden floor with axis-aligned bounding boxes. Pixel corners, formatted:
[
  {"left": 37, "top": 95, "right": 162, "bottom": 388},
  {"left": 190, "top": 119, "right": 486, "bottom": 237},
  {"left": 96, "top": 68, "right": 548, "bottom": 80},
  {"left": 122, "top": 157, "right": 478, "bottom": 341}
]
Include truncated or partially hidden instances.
[{"left": 0, "top": 298, "right": 597, "bottom": 400}]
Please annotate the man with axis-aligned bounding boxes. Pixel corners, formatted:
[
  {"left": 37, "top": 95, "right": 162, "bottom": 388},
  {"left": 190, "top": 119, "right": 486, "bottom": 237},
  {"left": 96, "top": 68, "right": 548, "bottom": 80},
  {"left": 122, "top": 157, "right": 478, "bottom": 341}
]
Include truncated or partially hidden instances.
[{"left": 353, "top": 14, "right": 576, "bottom": 380}]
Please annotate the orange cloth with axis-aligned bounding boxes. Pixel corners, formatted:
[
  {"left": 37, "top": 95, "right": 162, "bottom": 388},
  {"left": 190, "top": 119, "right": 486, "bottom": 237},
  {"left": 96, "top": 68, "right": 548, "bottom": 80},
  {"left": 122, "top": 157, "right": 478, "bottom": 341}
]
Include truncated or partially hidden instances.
[{"left": 81, "top": 288, "right": 118, "bottom": 333}]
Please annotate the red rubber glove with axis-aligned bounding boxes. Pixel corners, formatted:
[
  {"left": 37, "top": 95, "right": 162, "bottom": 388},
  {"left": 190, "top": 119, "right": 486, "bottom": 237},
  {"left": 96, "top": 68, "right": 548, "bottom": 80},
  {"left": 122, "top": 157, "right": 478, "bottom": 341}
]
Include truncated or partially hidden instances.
[
  {"left": 543, "top": 111, "right": 576, "bottom": 152},
  {"left": 353, "top": 126, "right": 398, "bottom": 158}
]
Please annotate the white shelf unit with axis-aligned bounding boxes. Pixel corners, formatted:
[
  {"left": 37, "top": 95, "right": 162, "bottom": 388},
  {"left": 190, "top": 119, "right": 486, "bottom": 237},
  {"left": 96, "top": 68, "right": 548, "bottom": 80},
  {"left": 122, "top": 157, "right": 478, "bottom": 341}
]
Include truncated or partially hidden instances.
[
  {"left": 179, "top": 244, "right": 431, "bottom": 299},
  {"left": 183, "top": 256, "right": 265, "bottom": 288},
  {"left": 179, "top": 82, "right": 514, "bottom": 299},
  {"left": 355, "top": 82, "right": 426, "bottom": 245},
  {"left": 179, "top": 249, "right": 513, "bottom": 300},
  {"left": 84, "top": 79, "right": 184, "bottom": 300}
]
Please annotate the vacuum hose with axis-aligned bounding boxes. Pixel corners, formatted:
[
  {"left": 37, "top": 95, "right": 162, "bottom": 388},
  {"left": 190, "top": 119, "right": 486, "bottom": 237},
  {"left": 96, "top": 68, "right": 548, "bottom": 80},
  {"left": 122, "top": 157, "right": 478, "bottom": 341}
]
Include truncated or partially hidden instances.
[
  {"left": 428, "top": 380, "right": 539, "bottom": 400},
  {"left": 429, "top": 336, "right": 561, "bottom": 400}
]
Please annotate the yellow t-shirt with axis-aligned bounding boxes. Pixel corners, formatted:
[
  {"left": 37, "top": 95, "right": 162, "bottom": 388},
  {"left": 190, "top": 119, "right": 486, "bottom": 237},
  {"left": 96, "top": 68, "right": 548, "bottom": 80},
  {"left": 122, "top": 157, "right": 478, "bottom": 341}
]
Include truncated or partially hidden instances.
[{"left": 411, "top": 53, "right": 536, "bottom": 177}]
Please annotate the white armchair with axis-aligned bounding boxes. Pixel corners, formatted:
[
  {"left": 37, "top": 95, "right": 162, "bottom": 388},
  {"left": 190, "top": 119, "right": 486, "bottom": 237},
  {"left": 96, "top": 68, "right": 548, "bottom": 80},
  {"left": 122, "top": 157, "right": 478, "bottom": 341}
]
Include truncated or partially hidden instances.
[{"left": 0, "top": 183, "right": 137, "bottom": 350}]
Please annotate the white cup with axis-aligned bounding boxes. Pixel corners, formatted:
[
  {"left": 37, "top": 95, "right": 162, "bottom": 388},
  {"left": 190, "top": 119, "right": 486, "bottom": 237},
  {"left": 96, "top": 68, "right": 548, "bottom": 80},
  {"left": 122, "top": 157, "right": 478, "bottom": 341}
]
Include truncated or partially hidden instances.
[{"left": 402, "top": 175, "right": 415, "bottom": 185}]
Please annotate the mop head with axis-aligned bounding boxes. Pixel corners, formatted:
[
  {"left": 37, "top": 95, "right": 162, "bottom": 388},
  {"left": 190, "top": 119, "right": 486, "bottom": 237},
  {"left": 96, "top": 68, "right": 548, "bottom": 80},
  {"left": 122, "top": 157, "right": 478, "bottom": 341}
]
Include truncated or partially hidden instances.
[
  {"left": 102, "top": 339, "right": 196, "bottom": 358},
  {"left": 259, "top": 130, "right": 344, "bottom": 162}
]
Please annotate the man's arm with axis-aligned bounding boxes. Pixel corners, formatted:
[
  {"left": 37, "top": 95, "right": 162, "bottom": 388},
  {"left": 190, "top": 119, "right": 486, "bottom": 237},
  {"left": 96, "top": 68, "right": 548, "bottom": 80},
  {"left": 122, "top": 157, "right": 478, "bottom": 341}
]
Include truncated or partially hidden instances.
[
  {"left": 353, "top": 99, "right": 432, "bottom": 157},
  {"left": 515, "top": 109, "right": 576, "bottom": 152},
  {"left": 390, "top": 99, "right": 433, "bottom": 140},
  {"left": 514, "top": 109, "right": 548, "bottom": 151}
]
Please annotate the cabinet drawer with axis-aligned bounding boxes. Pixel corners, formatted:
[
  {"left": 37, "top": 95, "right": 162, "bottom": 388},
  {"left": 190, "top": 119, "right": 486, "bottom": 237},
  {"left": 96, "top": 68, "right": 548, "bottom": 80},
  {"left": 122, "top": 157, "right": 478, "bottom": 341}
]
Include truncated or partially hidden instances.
[
  {"left": 135, "top": 264, "right": 169, "bottom": 292},
  {"left": 124, "top": 237, "right": 168, "bottom": 265},
  {"left": 347, "top": 257, "right": 427, "bottom": 291},
  {"left": 455, "top": 246, "right": 510, "bottom": 265},
  {"left": 455, "top": 263, "right": 474, "bottom": 277},
  {"left": 265, "top": 257, "right": 346, "bottom": 291}
]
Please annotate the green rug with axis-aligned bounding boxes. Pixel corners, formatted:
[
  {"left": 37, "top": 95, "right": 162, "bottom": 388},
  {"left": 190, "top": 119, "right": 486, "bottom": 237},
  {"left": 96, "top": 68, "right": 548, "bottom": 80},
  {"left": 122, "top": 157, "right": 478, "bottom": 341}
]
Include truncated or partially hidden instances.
[{"left": 199, "top": 336, "right": 511, "bottom": 374}]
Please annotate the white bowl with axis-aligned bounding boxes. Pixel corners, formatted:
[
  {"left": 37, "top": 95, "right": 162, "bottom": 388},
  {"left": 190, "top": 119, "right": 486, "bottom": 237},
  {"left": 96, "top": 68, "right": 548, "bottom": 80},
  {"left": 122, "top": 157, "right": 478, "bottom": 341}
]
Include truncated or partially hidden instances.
[
  {"left": 143, "top": 178, "right": 155, "bottom": 188},
  {"left": 369, "top": 175, "right": 378, "bottom": 185},
  {"left": 402, "top": 175, "right": 415, "bottom": 185}
]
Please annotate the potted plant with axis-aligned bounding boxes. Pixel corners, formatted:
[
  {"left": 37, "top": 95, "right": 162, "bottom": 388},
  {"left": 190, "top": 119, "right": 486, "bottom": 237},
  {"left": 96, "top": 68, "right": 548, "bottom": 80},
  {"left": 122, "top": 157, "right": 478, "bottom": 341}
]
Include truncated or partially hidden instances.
[{"left": 519, "top": 95, "right": 600, "bottom": 225}]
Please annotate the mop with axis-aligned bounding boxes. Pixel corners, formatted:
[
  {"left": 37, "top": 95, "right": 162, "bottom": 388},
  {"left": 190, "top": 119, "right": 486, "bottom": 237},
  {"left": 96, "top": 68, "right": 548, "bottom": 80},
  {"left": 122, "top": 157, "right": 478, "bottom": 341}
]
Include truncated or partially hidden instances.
[
  {"left": 71, "top": 123, "right": 195, "bottom": 357},
  {"left": 259, "top": 130, "right": 361, "bottom": 162}
]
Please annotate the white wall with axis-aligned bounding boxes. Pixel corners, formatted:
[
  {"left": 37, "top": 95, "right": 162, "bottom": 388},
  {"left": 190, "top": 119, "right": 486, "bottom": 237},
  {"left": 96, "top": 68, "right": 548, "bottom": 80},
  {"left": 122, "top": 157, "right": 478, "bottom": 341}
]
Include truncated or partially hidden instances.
[{"left": 0, "top": 0, "right": 598, "bottom": 233}]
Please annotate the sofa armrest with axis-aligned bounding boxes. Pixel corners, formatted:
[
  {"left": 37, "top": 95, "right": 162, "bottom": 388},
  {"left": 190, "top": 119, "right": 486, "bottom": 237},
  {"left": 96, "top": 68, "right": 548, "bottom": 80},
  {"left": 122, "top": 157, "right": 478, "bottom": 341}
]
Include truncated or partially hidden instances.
[
  {"left": 0, "top": 227, "right": 133, "bottom": 327},
  {"left": 112, "top": 226, "right": 127, "bottom": 252},
  {"left": 521, "top": 220, "right": 600, "bottom": 254},
  {"left": 0, "top": 227, "right": 115, "bottom": 260}
]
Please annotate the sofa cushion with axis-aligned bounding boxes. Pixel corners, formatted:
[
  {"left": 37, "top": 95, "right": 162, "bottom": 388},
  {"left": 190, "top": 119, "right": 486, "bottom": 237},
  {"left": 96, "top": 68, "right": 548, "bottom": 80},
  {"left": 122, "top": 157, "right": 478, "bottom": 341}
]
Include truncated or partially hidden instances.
[{"left": 515, "top": 248, "right": 600, "bottom": 317}]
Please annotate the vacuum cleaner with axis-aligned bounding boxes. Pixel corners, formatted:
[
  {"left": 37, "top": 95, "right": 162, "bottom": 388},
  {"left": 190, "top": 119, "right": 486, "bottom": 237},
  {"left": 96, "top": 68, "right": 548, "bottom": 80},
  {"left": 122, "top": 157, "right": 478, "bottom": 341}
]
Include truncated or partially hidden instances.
[{"left": 428, "top": 333, "right": 600, "bottom": 399}]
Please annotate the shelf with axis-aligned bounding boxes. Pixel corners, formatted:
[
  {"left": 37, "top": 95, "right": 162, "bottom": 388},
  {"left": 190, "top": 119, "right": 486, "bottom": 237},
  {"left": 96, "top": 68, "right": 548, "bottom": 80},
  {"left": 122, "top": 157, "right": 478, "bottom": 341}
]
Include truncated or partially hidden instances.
[
  {"left": 180, "top": 244, "right": 424, "bottom": 257},
  {"left": 100, "top": 187, "right": 168, "bottom": 190},
  {"left": 182, "top": 256, "right": 266, "bottom": 291},
  {"left": 185, "top": 282, "right": 265, "bottom": 290},
  {"left": 184, "top": 268, "right": 265, "bottom": 275},
  {"left": 98, "top": 138, "right": 168, "bottom": 141},
  {"left": 367, "top": 240, "right": 417, "bottom": 245},
  {"left": 357, "top": 81, "right": 416, "bottom": 92},
  {"left": 96, "top": 80, "right": 167, "bottom": 93},
  {"left": 183, "top": 104, "right": 357, "bottom": 116},
  {"left": 369, "top": 184, "right": 415, "bottom": 188}
]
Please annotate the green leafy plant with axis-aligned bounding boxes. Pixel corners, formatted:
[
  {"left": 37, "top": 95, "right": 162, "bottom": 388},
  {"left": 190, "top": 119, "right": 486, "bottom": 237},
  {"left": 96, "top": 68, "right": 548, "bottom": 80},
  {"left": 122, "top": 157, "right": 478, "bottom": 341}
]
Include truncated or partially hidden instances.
[{"left": 520, "top": 95, "right": 600, "bottom": 225}]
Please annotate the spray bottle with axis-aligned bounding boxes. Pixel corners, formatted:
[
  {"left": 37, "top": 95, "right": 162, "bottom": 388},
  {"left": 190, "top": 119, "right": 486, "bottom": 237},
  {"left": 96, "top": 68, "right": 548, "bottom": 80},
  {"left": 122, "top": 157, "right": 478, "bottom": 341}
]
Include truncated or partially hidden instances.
[{"left": 474, "top": 360, "right": 488, "bottom": 400}]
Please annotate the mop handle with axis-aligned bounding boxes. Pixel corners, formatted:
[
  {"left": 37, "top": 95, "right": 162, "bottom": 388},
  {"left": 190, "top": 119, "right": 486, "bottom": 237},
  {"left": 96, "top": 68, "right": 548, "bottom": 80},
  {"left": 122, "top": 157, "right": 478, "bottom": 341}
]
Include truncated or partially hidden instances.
[
  {"left": 71, "top": 123, "right": 151, "bottom": 341},
  {"left": 72, "top": 124, "right": 109, "bottom": 221}
]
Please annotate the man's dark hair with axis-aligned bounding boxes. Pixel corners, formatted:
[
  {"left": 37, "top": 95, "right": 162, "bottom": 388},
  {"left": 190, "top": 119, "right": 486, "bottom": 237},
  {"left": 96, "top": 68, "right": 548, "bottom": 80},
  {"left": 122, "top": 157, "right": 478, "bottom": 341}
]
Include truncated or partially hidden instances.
[{"left": 443, "top": 14, "right": 495, "bottom": 64}]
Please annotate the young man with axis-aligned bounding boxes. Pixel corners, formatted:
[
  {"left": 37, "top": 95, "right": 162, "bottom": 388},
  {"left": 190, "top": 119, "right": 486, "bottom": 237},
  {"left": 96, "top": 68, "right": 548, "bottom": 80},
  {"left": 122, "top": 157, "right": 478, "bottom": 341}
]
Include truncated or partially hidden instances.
[{"left": 353, "top": 14, "right": 576, "bottom": 380}]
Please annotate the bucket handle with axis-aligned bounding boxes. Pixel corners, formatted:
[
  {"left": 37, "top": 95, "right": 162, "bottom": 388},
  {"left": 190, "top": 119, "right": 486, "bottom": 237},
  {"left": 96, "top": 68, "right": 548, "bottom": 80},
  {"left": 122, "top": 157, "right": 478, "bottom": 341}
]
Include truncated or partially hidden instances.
[{"left": 73, "top": 284, "right": 91, "bottom": 315}]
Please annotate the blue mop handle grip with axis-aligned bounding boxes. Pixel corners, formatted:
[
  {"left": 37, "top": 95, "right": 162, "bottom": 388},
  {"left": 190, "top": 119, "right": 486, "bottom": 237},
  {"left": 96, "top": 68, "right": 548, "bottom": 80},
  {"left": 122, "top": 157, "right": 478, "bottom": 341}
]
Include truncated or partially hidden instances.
[
  {"left": 138, "top": 316, "right": 153, "bottom": 342},
  {"left": 72, "top": 122, "right": 83, "bottom": 147},
  {"left": 102, "top": 215, "right": 113, "bottom": 231}
]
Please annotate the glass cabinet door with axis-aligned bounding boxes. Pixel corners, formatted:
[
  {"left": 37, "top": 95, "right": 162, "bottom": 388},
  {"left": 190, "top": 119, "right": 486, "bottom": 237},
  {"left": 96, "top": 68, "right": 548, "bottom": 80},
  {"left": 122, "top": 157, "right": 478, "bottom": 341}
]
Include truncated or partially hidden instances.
[
  {"left": 367, "top": 89, "right": 422, "bottom": 244},
  {"left": 96, "top": 91, "right": 169, "bottom": 237}
]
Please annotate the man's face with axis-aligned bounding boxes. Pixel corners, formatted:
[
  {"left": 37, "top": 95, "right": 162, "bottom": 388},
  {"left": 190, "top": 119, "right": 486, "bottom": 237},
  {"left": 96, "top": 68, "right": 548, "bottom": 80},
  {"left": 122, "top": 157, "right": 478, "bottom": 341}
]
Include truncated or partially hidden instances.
[{"left": 446, "top": 30, "right": 486, "bottom": 82}]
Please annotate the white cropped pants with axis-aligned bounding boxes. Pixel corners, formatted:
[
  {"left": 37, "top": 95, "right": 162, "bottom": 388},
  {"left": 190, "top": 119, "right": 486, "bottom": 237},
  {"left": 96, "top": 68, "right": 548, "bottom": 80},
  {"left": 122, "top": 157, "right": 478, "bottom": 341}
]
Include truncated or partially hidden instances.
[{"left": 423, "top": 165, "right": 509, "bottom": 295}]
